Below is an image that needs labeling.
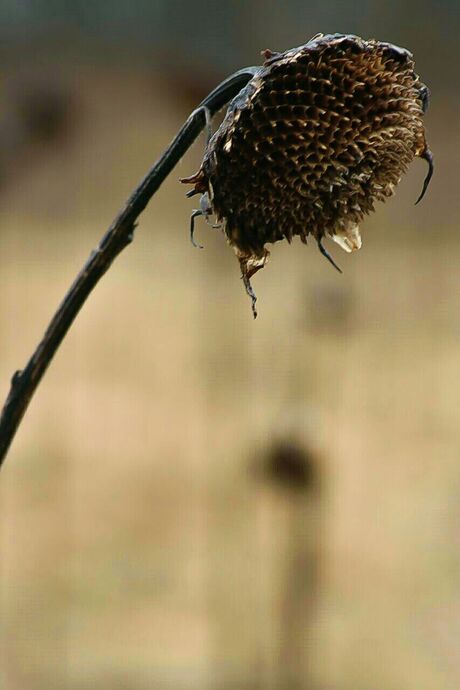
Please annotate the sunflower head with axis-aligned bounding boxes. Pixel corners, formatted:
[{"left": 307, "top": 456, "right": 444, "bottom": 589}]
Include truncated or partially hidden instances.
[{"left": 183, "top": 34, "right": 432, "bottom": 316}]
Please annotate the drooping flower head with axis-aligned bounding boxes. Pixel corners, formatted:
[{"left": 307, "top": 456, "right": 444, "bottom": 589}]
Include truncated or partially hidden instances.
[{"left": 183, "top": 34, "right": 432, "bottom": 316}]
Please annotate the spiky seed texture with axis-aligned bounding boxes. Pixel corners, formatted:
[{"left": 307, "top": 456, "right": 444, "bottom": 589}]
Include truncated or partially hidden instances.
[{"left": 182, "top": 34, "right": 432, "bottom": 314}]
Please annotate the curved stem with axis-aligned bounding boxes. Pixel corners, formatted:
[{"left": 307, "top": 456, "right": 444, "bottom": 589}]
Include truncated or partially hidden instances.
[{"left": 0, "top": 66, "right": 258, "bottom": 467}]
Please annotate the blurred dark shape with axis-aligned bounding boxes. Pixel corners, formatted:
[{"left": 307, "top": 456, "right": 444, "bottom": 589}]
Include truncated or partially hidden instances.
[
  {"left": 0, "top": 78, "right": 75, "bottom": 193},
  {"left": 306, "top": 283, "right": 354, "bottom": 333},
  {"left": 251, "top": 436, "right": 324, "bottom": 690},
  {"left": 158, "top": 62, "right": 226, "bottom": 114},
  {"left": 261, "top": 438, "right": 320, "bottom": 493},
  {"left": 16, "top": 83, "right": 73, "bottom": 145}
]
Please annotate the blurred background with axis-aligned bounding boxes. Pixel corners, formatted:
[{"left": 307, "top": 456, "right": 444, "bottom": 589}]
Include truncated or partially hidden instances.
[{"left": 0, "top": 2, "right": 459, "bottom": 689}]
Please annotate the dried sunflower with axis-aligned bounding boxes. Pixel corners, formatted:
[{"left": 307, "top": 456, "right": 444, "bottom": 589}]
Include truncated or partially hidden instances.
[{"left": 182, "top": 33, "right": 433, "bottom": 317}]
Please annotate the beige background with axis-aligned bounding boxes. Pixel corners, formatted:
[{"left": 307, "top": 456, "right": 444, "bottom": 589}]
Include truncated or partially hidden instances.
[{"left": 1, "top": 10, "right": 459, "bottom": 689}]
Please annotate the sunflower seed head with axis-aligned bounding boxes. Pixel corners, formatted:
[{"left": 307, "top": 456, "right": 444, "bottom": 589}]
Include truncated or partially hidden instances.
[{"left": 183, "top": 34, "right": 432, "bottom": 315}]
